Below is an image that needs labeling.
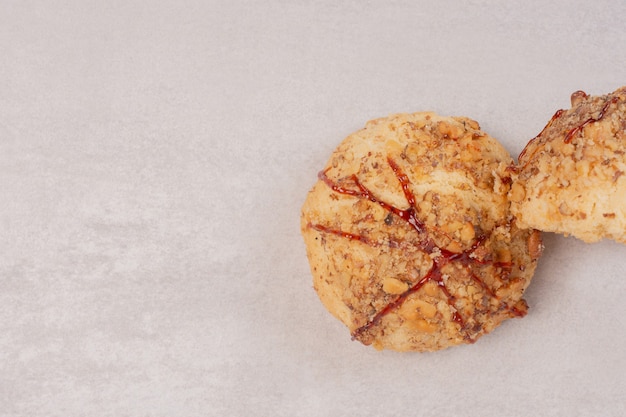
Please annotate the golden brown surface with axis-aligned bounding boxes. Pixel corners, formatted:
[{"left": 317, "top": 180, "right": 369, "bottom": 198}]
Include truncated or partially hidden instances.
[
  {"left": 301, "top": 112, "right": 542, "bottom": 352},
  {"left": 512, "top": 86, "right": 626, "bottom": 243}
]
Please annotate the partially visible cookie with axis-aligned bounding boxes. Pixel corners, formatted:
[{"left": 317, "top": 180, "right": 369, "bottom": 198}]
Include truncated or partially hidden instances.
[
  {"left": 301, "top": 112, "right": 542, "bottom": 352},
  {"left": 511, "top": 86, "right": 626, "bottom": 243}
]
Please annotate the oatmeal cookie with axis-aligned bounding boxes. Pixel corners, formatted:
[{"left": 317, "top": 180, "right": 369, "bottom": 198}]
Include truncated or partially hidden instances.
[
  {"left": 301, "top": 112, "right": 542, "bottom": 352},
  {"left": 511, "top": 86, "right": 626, "bottom": 243}
]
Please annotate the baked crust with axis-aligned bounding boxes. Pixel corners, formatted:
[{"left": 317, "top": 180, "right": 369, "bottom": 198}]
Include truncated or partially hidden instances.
[
  {"left": 301, "top": 112, "right": 542, "bottom": 351},
  {"left": 512, "top": 86, "right": 626, "bottom": 243}
]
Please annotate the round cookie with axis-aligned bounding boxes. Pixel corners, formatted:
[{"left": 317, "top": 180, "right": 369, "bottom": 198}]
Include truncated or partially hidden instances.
[
  {"left": 511, "top": 86, "right": 626, "bottom": 243},
  {"left": 301, "top": 112, "right": 542, "bottom": 352}
]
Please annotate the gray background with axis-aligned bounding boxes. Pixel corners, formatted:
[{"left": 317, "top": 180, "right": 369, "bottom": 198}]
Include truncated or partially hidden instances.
[{"left": 1, "top": 1, "right": 625, "bottom": 416}]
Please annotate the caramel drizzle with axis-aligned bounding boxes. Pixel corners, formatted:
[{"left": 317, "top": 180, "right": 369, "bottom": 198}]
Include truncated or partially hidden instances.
[
  {"left": 563, "top": 96, "right": 618, "bottom": 143},
  {"left": 309, "top": 223, "right": 378, "bottom": 246},
  {"left": 310, "top": 157, "right": 517, "bottom": 341},
  {"left": 518, "top": 109, "right": 564, "bottom": 162},
  {"left": 519, "top": 93, "right": 619, "bottom": 162},
  {"left": 318, "top": 161, "right": 425, "bottom": 234}
]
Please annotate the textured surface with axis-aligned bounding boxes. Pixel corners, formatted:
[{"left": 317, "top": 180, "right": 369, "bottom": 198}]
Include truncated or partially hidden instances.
[
  {"left": 1, "top": 1, "right": 626, "bottom": 416},
  {"left": 301, "top": 112, "right": 541, "bottom": 351},
  {"left": 512, "top": 86, "right": 626, "bottom": 243}
]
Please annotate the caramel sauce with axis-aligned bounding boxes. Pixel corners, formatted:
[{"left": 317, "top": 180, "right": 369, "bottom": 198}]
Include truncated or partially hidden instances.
[
  {"left": 310, "top": 157, "right": 519, "bottom": 342},
  {"left": 563, "top": 96, "right": 618, "bottom": 144},
  {"left": 570, "top": 90, "right": 589, "bottom": 106},
  {"left": 318, "top": 163, "right": 425, "bottom": 234},
  {"left": 518, "top": 109, "right": 564, "bottom": 161},
  {"left": 520, "top": 91, "right": 619, "bottom": 163},
  {"left": 308, "top": 223, "right": 377, "bottom": 246}
]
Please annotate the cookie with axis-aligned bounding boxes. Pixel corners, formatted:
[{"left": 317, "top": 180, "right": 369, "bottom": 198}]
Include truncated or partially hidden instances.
[
  {"left": 301, "top": 112, "right": 542, "bottom": 352},
  {"left": 511, "top": 86, "right": 626, "bottom": 243}
]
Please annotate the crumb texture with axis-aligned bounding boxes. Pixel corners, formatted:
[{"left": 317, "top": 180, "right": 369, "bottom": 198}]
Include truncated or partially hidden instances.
[
  {"left": 512, "top": 86, "right": 626, "bottom": 243},
  {"left": 301, "top": 112, "right": 541, "bottom": 352}
]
